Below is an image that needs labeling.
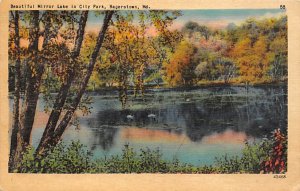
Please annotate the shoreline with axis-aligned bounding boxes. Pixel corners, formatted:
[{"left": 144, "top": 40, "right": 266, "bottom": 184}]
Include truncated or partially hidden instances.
[{"left": 8, "top": 81, "right": 287, "bottom": 97}]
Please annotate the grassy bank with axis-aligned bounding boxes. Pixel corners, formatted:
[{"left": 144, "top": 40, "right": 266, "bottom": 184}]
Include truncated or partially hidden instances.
[{"left": 15, "top": 129, "right": 286, "bottom": 174}]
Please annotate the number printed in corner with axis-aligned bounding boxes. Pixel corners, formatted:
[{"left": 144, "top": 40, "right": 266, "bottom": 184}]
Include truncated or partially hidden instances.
[{"left": 274, "top": 174, "right": 286, "bottom": 179}]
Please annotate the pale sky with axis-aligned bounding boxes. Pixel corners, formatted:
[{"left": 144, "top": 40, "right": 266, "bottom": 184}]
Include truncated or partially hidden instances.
[
  {"left": 85, "top": 9, "right": 286, "bottom": 32},
  {"left": 17, "top": 9, "right": 286, "bottom": 48}
]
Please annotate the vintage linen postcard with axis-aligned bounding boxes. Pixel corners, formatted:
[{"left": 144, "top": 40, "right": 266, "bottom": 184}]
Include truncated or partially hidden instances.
[{"left": 0, "top": 0, "right": 299, "bottom": 190}]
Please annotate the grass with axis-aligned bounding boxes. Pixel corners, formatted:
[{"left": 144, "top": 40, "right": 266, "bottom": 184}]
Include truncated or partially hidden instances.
[{"left": 14, "top": 129, "right": 287, "bottom": 174}]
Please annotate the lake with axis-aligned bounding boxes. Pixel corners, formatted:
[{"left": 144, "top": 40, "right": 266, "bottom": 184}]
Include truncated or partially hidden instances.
[{"left": 26, "top": 85, "right": 287, "bottom": 166}]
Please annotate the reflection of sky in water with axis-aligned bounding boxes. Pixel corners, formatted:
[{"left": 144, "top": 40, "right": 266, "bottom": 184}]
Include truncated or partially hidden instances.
[
  {"left": 39, "top": 125, "right": 248, "bottom": 165},
  {"left": 27, "top": 86, "right": 286, "bottom": 166},
  {"left": 30, "top": 121, "right": 252, "bottom": 165},
  {"left": 31, "top": 124, "right": 256, "bottom": 165}
]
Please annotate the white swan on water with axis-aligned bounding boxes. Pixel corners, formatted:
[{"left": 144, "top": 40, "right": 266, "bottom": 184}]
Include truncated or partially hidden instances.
[
  {"left": 126, "top": 115, "right": 134, "bottom": 120},
  {"left": 147, "top": 114, "right": 156, "bottom": 118}
]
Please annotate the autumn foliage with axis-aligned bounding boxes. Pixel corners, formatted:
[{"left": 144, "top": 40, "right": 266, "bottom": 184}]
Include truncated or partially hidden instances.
[
  {"left": 261, "top": 129, "right": 287, "bottom": 174},
  {"left": 8, "top": 10, "right": 288, "bottom": 172},
  {"left": 164, "top": 40, "right": 196, "bottom": 86}
]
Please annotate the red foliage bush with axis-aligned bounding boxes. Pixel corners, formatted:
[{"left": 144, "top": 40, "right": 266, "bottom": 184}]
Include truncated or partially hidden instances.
[{"left": 261, "top": 129, "right": 287, "bottom": 174}]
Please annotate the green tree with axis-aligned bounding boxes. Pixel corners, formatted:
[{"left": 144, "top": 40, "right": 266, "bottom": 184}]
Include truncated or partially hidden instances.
[
  {"left": 9, "top": 10, "right": 182, "bottom": 170},
  {"left": 9, "top": 10, "right": 114, "bottom": 170},
  {"left": 269, "top": 36, "right": 287, "bottom": 81},
  {"left": 103, "top": 11, "right": 181, "bottom": 108}
]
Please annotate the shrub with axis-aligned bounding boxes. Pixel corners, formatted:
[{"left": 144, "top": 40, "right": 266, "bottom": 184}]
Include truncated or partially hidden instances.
[
  {"left": 139, "top": 147, "right": 168, "bottom": 173},
  {"left": 214, "top": 140, "right": 271, "bottom": 173},
  {"left": 102, "top": 144, "right": 140, "bottom": 173},
  {"left": 17, "top": 141, "right": 94, "bottom": 173},
  {"left": 214, "top": 128, "right": 287, "bottom": 174},
  {"left": 261, "top": 129, "right": 287, "bottom": 173}
]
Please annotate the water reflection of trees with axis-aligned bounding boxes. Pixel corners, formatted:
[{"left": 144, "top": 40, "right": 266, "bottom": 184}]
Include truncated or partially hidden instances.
[
  {"left": 87, "top": 119, "right": 119, "bottom": 151},
  {"left": 92, "top": 128, "right": 119, "bottom": 151},
  {"left": 86, "top": 86, "right": 287, "bottom": 147},
  {"left": 182, "top": 86, "right": 287, "bottom": 141}
]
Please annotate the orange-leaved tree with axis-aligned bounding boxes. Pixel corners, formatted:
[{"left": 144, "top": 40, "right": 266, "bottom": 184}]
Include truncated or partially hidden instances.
[{"left": 164, "top": 40, "right": 197, "bottom": 86}]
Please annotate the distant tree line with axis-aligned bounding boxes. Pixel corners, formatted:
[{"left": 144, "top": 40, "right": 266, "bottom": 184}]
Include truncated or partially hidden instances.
[
  {"left": 9, "top": 15, "right": 287, "bottom": 93},
  {"left": 164, "top": 16, "right": 287, "bottom": 86}
]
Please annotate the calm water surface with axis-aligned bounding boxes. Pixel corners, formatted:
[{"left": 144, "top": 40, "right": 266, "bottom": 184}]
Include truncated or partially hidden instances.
[{"left": 27, "top": 86, "right": 287, "bottom": 165}]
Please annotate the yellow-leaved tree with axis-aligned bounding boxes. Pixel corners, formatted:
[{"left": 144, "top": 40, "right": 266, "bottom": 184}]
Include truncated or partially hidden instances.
[{"left": 231, "top": 36, "right": 270, "bottom": 84}]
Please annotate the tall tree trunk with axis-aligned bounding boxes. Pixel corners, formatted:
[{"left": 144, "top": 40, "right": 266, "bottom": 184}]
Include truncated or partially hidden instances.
[
  {"left": 10, "top": 10, "right": 40, "bottom": 170},
  {"left": 36, "top": 11, "right": 114, "bottom": 155},
  {"left": 36, "top": 11, "right": 89, "bottom": 155},
  {"left": 19, "top": 10, "right": 41, "bottom": 143},
  {"left": 10, "top": 11, "right": 52, "bottom": 170},
  {"left": 9, "top": 11, "right": 21, "bottom": 171}
]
